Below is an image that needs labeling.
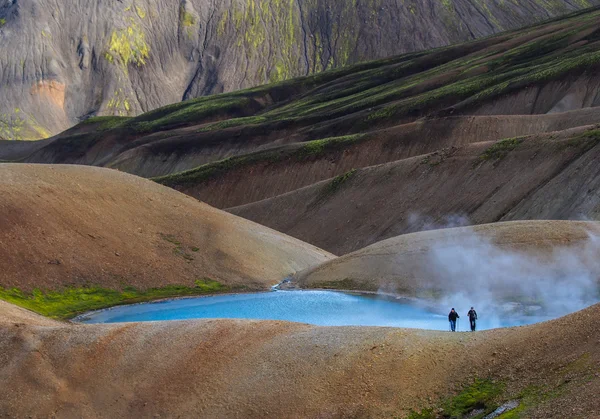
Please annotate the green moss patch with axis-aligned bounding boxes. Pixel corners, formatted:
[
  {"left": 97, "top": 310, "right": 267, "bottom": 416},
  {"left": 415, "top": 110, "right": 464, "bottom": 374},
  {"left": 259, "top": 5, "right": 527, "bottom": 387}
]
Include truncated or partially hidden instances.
[
  {"left": 181, "top": 10, "right": 196, "bottom": 27},
  {"left": 296, "top": 134, "right": 367, "bottom": 158},
  {"left": 153, "top": 134, "right": 367, "bottom": 187},
  {"left": 152, "top": 148, "right": 284, "bottom": 187},
  {"left": 160, "top": 233, "right": 181, "bottom": 246},
  {"left": 406, "top": 370, "right": 585, "bottom": 419},
  {"left": 160, "top": 233, "right": 197, "bottom": 261},
  {"left": 196, "top": 116, "right": 270, "bottom": 132},
  {"left": 479, "top": 137, "right": 525, "bottom": 162},
  {"left": 311, "top": 168, "right": 358, "bottom": 204},
  {"left": 493, "top": 378, "right": 578, "bottom": 419},
  {"left": 0, "top": 279, "right": 229, "bottom": 320},
  {"left": 124, "top": 95, "right": 256, "bottom": 133},
  {"left": 328, "top": 169, "right": 357, "bottom": 192},
  {"left": 563, "top": 128, "right": 600, "bottom": 150},
  {"left": 80, "top": 116, "right": 130, "bottom": 131},
  {"left": 107, "top": 22, "right": 150, "bottom": 70},
  {"left": 446, "top": 379, "right": 504, "bottom": 417},
  {"left": 407, "top": 379, "right": 504, "bottom": 419}
]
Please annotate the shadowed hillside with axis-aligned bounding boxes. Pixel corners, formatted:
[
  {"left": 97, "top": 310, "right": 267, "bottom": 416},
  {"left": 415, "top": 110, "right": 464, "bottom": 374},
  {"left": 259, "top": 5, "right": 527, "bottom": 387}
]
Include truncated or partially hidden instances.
[
  {"left": 231, "top": 124, "right": 600, "bottom": 253},
  {"left": 1, "top": 0, "right": 597, "bottom": 140}
]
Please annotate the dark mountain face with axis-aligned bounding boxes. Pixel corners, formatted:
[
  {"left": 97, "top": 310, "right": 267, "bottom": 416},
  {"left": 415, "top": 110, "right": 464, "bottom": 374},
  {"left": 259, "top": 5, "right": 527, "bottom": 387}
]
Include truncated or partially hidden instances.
[{"left": 0, "top": 0, "right": 597, "bottom": 140}]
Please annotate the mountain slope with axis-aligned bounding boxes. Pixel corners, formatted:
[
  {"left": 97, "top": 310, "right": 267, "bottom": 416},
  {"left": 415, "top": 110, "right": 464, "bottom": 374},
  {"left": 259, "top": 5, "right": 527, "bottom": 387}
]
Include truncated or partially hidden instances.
[
  {"left": 0, "top": 164, "right": 333, "bottom": 297},
  {"left": 0, "top": 0, "right": 598, "bottom": 139},
  {"left": 9, "top": 7, "right": 600, "bottom": 174},
  {"left": 230, "top": 123, "right": 600, "bottom": 254},
  {"left": 3, "top": 8, "right": 600, "bottom": 256}
]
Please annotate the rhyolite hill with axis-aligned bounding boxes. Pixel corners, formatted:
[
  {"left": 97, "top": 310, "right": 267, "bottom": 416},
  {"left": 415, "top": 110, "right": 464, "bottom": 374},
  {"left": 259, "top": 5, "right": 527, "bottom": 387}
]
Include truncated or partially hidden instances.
[
  {"left": 0, "top": 164, "right": 334, "bottom": 318},
  {"left": 0, "top": 0, "right": 598, "bottom": 140},
  {"left": 1, "top": 166, "right": 599, "bottom": 417},
  {"left": 5, "top": 6, "right": 600, "bottom": 254}
]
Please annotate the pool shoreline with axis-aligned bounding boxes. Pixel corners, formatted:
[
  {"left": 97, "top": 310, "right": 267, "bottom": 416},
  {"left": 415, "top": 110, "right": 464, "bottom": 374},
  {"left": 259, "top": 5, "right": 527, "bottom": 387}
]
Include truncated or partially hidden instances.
[
  {"left": 74, "top": 289, "right": 454, "bottom": 328},
  {"left": 71, "top": 287, "right": 568, "bottom": 330},
  {"left": 72, "top": 288, "right": 421, "bottom": 323},
  {"left": 70, "top": 289, "right": 274, "bottom": 323}
]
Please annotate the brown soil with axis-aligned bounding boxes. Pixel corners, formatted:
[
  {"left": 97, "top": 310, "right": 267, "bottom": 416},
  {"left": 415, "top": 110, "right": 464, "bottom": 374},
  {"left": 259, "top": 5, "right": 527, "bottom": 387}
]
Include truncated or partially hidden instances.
[
  {"left": 231, "top": 125, "right": 600, "bottom": 254},
  {"left": 1, "top": 297, "right": 599, "bottom": 418},
  {"left": 0, "top": 164, "right": 333, "bottom": 292},
  {"left": 152, "top": 109, "right": 600, "bottom": 209}
]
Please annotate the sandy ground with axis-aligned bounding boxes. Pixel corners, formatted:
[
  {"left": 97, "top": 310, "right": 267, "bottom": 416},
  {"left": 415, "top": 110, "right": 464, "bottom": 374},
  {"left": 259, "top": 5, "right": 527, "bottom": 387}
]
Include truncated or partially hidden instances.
[
  {"left": 1, "top": 299, "right": 599, "bottom": 418},
  {"left": 0, "top": 164, "right": 333, "bottom": 292}
]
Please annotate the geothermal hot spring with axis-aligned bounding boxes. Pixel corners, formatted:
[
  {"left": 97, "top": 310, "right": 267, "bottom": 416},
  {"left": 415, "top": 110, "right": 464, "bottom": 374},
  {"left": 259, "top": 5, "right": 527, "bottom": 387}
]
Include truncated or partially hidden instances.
[
  {"left": 75, "top": 221, "right": 600, "bottom": 331},
  {"left": 77, "top": 229, "right": 600, "bottom": 329},
  {"left": 76, "top": 290, "right": 565, "bottom": 330}
]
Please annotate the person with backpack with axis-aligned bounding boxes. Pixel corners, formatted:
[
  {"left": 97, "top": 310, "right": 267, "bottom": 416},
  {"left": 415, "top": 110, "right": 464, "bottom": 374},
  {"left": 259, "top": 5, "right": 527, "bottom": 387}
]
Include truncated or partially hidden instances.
[
  {"left": 467, "top": 307, "right": 478, "bottom": 331},
  {"left": 448, "top": 308, "right": 459, "bottom": 332}
]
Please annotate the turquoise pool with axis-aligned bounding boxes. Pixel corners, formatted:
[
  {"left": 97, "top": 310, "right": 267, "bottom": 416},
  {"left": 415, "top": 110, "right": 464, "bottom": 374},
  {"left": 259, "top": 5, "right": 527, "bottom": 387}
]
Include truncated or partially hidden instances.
[{"left": 76, "top": 290, "right": 557, "bottom": 330}]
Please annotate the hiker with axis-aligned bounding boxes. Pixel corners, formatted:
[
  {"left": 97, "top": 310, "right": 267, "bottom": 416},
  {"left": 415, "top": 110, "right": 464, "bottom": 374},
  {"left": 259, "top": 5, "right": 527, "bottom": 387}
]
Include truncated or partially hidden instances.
[
  {"left": 467, "top": 307, "right": 478, "bottom": 331},
  {"left": 448, "top": 308, "right": 459, "bottom": 332}
]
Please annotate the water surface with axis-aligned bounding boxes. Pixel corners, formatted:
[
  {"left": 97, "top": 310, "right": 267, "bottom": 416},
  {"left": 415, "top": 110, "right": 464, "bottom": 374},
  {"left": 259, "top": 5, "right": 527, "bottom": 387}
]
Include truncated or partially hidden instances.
[{"left": 77, "top": 290, "right": 556, "bottom": 330}]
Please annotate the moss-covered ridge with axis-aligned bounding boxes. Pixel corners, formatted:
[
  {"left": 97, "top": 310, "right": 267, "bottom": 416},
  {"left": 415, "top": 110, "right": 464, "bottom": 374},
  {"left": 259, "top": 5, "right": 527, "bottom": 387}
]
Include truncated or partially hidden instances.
[
  {"left": 9, "top": 6, "right": 600, "bottom": 185},
  {"left": 0, "top": 279, "right": 232, "bottom": 320},
  {"left": 72, "top": 9, "right": 599, "bottom": 142},
  {"left": 93, "top": 7, "right": 595, "bottom": 187},
  {"left": 153, "top": 134, "right": 367, "bottom": 187}
]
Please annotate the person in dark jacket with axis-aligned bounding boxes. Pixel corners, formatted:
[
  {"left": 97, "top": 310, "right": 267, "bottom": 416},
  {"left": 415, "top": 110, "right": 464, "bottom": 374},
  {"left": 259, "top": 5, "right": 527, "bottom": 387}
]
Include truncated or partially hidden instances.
[
  {"left": 467, "top": 307, "right": 478, "bottom": 331},
  {"left": 448, "top": 308, "right": 459, "bottom": 332}
]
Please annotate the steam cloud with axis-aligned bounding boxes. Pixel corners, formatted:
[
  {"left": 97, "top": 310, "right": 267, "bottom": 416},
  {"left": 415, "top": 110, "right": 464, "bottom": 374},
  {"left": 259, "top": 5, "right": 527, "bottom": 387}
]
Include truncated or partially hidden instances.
[
  {"left": 410, "top": 217, "right": 600, "bottom": 329},
  {"left": 406, "top": 213, "right": 470, "bottom": 233}
]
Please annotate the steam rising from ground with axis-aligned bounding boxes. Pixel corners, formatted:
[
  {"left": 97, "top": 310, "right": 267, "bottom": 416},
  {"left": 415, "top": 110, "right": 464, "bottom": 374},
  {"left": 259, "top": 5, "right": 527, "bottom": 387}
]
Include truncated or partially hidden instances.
[
  {"left": 419, "top": 223, "right": 600, "bottom": 328},
  {"left": 406, "top": 213, "right": 470, "bottom": 233}
]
